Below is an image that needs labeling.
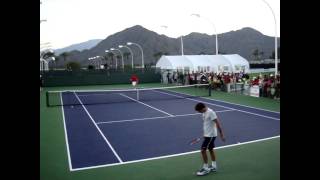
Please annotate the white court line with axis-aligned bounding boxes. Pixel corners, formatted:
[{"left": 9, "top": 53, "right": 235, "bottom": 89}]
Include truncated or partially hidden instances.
[
  {"left": 154, "top": 90, "right": 280, "bottom": 121},
  {"left": 96, "top": 115, "right": 171, "bottom": 125},
  {"left": 73, "top": 92, "right": 123, "bottom": 164},
  {"left": 78, "top": 93, "right": 112, "bottom": 97},
  {"left": 174, "top": 109, "right": 234, "bottom": 117},
  {"left": 202, "top": 97, "right": 280, "bottom": 114},
  {"left": 119, "top": 93, "right": 174, "bottom": 117},
  {"left": 96, "top": 109, "right": 235, "bottom": 125},
  {"left": 60, "top": 93, "right": 73, "bottom": 171},
  {"left": 70, "top": 135, "right": 280, "bottom": 171}
]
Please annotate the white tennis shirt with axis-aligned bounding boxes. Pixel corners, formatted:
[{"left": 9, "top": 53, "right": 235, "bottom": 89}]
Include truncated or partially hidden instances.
[{"left": 202, "top": 108, "right": 218, "bottom": 137}]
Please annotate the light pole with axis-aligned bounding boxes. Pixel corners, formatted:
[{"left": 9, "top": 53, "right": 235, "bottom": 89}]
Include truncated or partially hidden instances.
[
  {"left": 88, "top": 57, "right": 100, "bottom": 69},
  {"left": 40, "top": 49, "right": 54, "bottom": 71},
  {"left": 88, "top": 57, "right": 94, "bottom": 69},
  {"left": 47, "top": 57, "right": 55, "bottom": 70},
  {"left": 261, "top": 0, "right": 278, "bottom": 75},
  {"left": 110, "top": 48, "right": 124, "bottom": 69},
  {"left": 127, "top": 42, "right": 144, "bottom": 68},
  {"left": 119, "top": 45, "right": 134, "bottom": 69},
  {"left": 40, "top": 1, "right": 47, "bottom": 24},
  {"left": 191, "top": 13, "right": 219, "bottom": 55},
  {"left": 96, "top": 56, "right": 102, "bottom": 69},
  {"left": 41, "top": 57, "right": 55, "bottom": 71},
  {"left": 160, "top": 25, "right": 184, "bottom": 56}
]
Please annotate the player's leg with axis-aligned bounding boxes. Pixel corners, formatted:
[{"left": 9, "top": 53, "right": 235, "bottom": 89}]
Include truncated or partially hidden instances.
[
  {"left": 208, "top": 149, "right": 216, "bottom": 161},
  {"left": 208, "top": 137, "right": 217, "bottom": 172},
  {"left": 201, "top": 149, "right": 208, "bottom": 164},
  {"left": 196, "top": 137, "right": 211, "bottom": 176}
]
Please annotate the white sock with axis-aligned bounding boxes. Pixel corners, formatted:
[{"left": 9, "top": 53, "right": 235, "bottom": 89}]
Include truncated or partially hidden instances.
[
  {"left": 212, "top": 161, "right": 217, "bottom": 168},
  {"left": 203, "top": 163, "right": 208, "bottom": 169}
]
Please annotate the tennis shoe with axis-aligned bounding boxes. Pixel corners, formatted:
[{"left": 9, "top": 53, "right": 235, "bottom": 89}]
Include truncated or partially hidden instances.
[
  {"left": 208, "top": 165, "right": 217, "bottom": 172},
  {"left": 196, "top": 167, "right": 210, "bottom": 176}
]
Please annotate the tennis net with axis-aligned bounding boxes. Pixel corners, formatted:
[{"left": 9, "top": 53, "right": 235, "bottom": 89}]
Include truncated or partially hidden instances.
[{"left": 46, "top": 84, "right": 211, "bottom": 107}]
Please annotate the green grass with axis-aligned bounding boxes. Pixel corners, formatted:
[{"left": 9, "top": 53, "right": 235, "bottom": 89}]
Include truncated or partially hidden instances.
[
  {"left": 60, "top": 138, "right": 280, "bottom": 180},
  {"left": 41, "top": 82, "right": 280, "bottom": 180},
  {"left": 209, "top": 91, "right": 279, "bottom": 112},
  {"left": 165, "top": 85, "right": 279, "bottom": 112}
]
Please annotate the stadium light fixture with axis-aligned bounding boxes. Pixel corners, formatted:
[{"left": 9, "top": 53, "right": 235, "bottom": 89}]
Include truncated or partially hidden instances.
[
  {"left": 160, "top": 25, "right": 184, "bottom": 56},
  {"left": 110, "top": 48, "right": 124, "bottom": 69},
  {"left": 261, "top": 0, "right": 278, "bottom": 76},
  {"left": 119, "top": 45, "right": 134, "bottom": 69},
  {"left": 126, "top": 42, "right": 144, "bottom": 68},
  {"left": 191, "top": 13, "right": 218, "bottom": 55}
]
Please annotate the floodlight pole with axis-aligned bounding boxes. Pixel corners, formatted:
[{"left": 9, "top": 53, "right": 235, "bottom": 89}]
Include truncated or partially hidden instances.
[
  {"left": 191, "top": 14, "right": 219, "bottom": 55},
  {"left": 160, "top": 25, "right": 184, "bottom": 56},
  {"left": 110, "top": 48, "right": 124, "bottom": 69},
  {"left": 127, "top": 42, "right": 144, "bottom": 68},
  {"left": 262, "top": 0, "right": 278, "bottom": 75},
  {"left": 119, "top": 45, "right": 134, "bottom": 69}
]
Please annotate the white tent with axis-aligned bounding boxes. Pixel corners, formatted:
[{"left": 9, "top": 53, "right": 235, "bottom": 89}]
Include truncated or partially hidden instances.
[
  {"left": 206, "top": 55, "right": 233, "bottom": 73},
  {"left": 184, "top": 55, "right": 214, "bottom": 72},
  {"left": 156, "top": 55, "right": 193, "bottom": 72},
  {"left": 156, "top": 54, "right": 249, "bottom": 73},
  {"left": 222, "top": 54, "right": 250, "bottom": 73}
]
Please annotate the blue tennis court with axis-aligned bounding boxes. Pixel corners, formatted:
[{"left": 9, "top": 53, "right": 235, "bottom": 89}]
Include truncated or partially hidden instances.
[{"left": 59, "top": 86, "right": 280, "bottom": 171}]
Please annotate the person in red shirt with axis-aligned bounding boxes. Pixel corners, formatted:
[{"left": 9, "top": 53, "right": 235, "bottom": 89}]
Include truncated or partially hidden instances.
[
  {"left": 251, "top": 77, "right": 259, "bottom": 86},
  {"left": 130, "top": 74, "right": 139, "bottom": 86}
]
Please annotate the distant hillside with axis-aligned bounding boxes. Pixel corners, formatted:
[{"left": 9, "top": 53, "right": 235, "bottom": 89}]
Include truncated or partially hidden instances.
[
  {"left": 54, "top": 39, "right": 102, "bottom": 55},
  {"left": 55, "top": 25, "right": 280, "bottom": 67}
]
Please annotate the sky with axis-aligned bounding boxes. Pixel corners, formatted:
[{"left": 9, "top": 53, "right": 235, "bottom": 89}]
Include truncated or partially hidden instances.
[{"left": 40, "top": 0, "right": 280, "bottom": 49}]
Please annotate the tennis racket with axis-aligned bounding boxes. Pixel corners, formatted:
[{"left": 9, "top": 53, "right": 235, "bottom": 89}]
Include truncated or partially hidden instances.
[{"left": 189, "top": 137, "right": 201, "bottom": 145}]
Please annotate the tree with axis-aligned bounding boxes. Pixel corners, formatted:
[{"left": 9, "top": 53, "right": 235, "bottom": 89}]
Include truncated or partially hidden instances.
[
  {"left": 65, "top": 61, "right": 81, "bottom": 71},
  {"left": 269, "top": 47, "right": 280, "bottom": 59},
  {"left": 61, "top": 52, "right": 69, "bottom": 62},
  {"left": 54, "top": 56, "right": 59, "bottom": 62},
  {"left": 107, "top": 52, "right": 114, "bottom": 68},
  {"left": 153, "top": 52, "right": 163, "bottom": 65},
  {"left": 101, "top": 55, "right": 108, "bottom": 66},
  {"left": 116, "top": 55, "right": 122, "bottom": 67},
  {"left": 123, "top": 52, "right": 130, "bottom": 62},
  {"left": 259, "top": 51, "right": 264, "bottom": 60},
  {"left": 252, "top": 48, "right": 260, "bottom": 60},
  {"left": 218, "top": 50, "right": 227, "bottom": 55}
]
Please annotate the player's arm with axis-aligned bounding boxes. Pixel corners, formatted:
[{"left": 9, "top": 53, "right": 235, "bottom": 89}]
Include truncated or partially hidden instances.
[{"left": 214, "top": 118, "right": 225, "bottom": 142}]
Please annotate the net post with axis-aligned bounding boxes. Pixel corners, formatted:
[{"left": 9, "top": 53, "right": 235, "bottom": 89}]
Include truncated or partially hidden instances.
[
  {"left": 46, "top": 91, "right": 49, "bottom": 107},
  {"left": 208, "top": 84, "right": 212, "bottom": 96},
  {"left": 136, "top": 88, "right": 139, "bottom": 100}
]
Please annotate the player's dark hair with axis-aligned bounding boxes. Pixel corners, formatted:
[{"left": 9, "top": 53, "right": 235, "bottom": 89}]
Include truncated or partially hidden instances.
[{"left": 195, "top": 103, "right": 206, "bottom": 111}]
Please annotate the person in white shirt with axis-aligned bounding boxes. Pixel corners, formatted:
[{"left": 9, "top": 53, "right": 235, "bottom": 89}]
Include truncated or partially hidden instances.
[{"left": 194, "top": 102, "right": 225, "bottom": 176}]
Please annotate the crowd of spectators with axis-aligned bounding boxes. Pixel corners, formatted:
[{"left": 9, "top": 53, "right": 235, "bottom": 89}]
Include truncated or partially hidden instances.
[
  {"left": 250, "top": 74, "right": 280, "bottom": 99},
  {"left": 161, "top": 70, "right": 280, "bottom": 100}
]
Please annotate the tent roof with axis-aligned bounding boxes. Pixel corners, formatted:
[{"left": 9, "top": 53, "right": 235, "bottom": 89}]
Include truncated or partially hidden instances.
[
  {"left": 184, "top": 55, "right": 214, "bottom": 67},
  {"left": 156, "top": 54, "right": 249, "bottom": 71},
  {"left": 156, "top": 55, "right": 193, "bottom": 69},
  {"left": 206, "top": 55, "right": 232, "bottom": 66},
  {"left": 222, "top": 54, "right": 249, "bottom": 66}
]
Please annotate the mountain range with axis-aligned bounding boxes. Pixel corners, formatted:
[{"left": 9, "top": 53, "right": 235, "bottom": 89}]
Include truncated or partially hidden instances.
[
  {"left": 54, "top": 39, "right": 102, "bottom": 56},
  {"left": 54, "top": 25, "right": 280, "bottom": 67}
]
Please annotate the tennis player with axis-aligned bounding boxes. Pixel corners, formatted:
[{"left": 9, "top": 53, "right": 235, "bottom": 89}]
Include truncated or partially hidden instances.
[
  {"left": 130, "top": 74, "right": 139, "bottom": 87},
  {"left": 194, "top": 102, "right": 225, "bottom": 176}
]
